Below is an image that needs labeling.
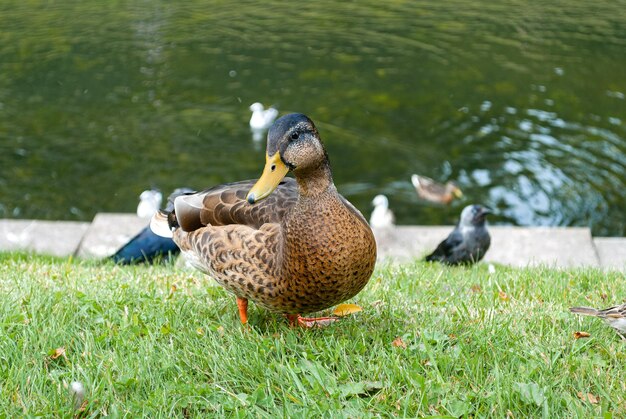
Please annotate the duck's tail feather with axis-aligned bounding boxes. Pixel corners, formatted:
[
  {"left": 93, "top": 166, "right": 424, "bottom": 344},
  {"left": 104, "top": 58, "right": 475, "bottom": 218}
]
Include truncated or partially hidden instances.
[
  {"left": 150, "top": 210, "right": 176, "bottom": 238},
  {"left": 411, "top": 174, "right": 421, "bottom": 189},
  {"left": 569, "top": 306, "right": 600, "bottom": 317}
]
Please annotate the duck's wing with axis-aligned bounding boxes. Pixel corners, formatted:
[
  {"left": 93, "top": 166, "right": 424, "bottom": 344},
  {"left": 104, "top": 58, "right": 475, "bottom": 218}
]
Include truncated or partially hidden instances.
[
  {"left": 165, "top": 187, "right": 196, "bottom": 212},
  {"left": 412, "top": 175, "right": 440, "bottom": 190},
  {"left": 412, "top": 175, "right": 449, "bottom": 202},
  {"left": 174, "top": 177, "right": 298, "bottom": 232}
]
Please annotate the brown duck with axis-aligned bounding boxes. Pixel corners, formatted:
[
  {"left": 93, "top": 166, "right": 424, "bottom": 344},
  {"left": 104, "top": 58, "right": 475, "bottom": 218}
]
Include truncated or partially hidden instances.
[
  {"left": 411, "top": 174, "right": 463, "bottom": 205},
  {"left": 151, "top": 113, "right": 377, "bottom": 327}
]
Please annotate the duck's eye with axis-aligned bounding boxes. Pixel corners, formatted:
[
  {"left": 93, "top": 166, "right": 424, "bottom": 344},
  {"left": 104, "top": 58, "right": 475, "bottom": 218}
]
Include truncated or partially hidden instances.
[{"left": 291, "top": 132, "right": 299, "bottom": 140}]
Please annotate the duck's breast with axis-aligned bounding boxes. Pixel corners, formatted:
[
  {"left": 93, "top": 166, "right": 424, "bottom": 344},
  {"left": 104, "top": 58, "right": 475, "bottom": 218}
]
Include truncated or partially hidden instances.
[{"left": 279, "top": 196, "right": 377, "bottom": 313}]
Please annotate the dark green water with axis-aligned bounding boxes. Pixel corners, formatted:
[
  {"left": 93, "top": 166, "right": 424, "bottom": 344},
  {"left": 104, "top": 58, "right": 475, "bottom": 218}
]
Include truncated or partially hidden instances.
[{"left": 1, "top": 1, "right": 625, "bottom": 235}]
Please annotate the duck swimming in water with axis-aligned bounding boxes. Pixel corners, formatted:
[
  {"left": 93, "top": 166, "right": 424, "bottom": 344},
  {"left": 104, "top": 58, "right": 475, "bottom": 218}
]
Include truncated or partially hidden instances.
[{"left": 411, "top": 174, "right": 462, "bottom": 205}]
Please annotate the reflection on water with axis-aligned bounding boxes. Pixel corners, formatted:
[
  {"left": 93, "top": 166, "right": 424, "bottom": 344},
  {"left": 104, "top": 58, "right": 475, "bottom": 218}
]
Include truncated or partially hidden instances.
[{"left": 0, "top": 1, "right": 624, "bottom": 235}]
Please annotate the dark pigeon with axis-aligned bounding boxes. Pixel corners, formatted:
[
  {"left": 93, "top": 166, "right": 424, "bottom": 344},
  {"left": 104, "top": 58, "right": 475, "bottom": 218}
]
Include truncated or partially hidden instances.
[
  {"left": 109, "top": 187, "right": 194, "bottom": 264},
  {"left": 425, "top": 204, "right": 491, "bottom": 265}
]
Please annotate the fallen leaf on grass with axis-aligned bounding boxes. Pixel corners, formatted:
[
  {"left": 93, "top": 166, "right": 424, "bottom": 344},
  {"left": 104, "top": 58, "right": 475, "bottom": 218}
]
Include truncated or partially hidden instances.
[
  {"left": 577, "top": 391, "right": 599, "bottom": 404},
  {"left": 167, "top": 284, "right": 177, "bottom": 299},
  {"left": 333, "top": 304, "right": 363, "bottom": 317},
  {"left": 470, "top": 285, "right": 482, "bottom": 293},
  {"left": 392, "top": 337, "right": 407, "bottom": 349},
  {"left": 49, "top": 347, "right": 66, "bottom": 360},
  {"left": 339, "top": 380, "right": 383, "bottom": 398},
  {"left": 499, "top": 291, "right": 510, "bottom": 301},
  {"left": 574, "top": 331, "right": 591, "bottom": 339},
  {"left": 77, "top": 399, "right": 88, "bottom": 412},
  {"left": 371, "top": 300, "right": 384, "bottom": 308}
]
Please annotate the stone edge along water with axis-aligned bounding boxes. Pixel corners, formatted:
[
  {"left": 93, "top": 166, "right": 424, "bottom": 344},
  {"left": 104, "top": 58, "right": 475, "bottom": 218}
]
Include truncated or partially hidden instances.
[{"left": 0, "top": 215, "right": 625, "bottom": 270}]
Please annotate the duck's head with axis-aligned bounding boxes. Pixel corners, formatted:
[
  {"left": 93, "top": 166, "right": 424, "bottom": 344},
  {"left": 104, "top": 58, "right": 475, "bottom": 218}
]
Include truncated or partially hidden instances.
[
  {"left": 249, "top": 102, "right": 264, "bottom": 112},
  {"left": 247, "top": 113, "right": 328, "bottom": 204},
  {"left": 447, "top": 182, "right": 463, "bottom": 198},
  {"left": 459, "top": 204, "right": 491, "bottom": 227},
  {"left": 372, "top": 194, "right": 389, "bottom": 208},
  {"left": 139, "top": 189, "right": 162, "bottom": 204}
]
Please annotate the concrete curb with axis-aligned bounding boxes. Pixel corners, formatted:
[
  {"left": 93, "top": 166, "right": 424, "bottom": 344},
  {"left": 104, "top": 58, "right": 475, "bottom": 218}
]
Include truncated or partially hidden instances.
[
  {"left": 372, "top": 226, "right": 603, "bottom": 268},
  {"left": 75, "top": 213, "right": 148, "bottom": 259},
  {"left": 0, "top": 219, "right": 90, "bottom": 257},
  {"left": 1, "top": 215, "right": 625, "bottom": 271}
]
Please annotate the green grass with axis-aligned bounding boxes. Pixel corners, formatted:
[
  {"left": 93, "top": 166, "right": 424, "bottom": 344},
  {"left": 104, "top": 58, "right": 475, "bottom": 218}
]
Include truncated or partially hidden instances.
[{"left": 1, "top": 252, "right": 625, "bottom": 417}]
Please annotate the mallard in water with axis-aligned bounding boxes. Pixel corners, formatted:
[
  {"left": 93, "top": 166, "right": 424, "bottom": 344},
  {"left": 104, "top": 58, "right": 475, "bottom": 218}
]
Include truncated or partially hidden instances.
[
  {"left": 152, "top": 113, "right": 377, "bottom": 327},
  {"left": 411, "top": 174, "right": 462, "bottom": 205},
  {"left": 425, "top": 204, "right": 491, "bottom": 265},
  {"left": 369, "top": 194, "right": 395, "bottom": 229},
  {"left": 570, "top": 304, "right": 626, "bottom": 341}
]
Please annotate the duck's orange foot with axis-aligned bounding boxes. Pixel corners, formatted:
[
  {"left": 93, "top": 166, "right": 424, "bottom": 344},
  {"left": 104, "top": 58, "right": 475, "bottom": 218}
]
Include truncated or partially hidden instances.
[
  {"left": 284, "top": 314, "right": 339, "bottom": 328},
  {"left": 236, "top": 297, "right": 248, "bottom": 325}
]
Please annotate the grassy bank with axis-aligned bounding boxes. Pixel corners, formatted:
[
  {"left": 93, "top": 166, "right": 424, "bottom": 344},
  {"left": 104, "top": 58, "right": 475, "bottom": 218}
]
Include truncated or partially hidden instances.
[{"left": 1, "top": 253, "right": 624, "bottom": 417}]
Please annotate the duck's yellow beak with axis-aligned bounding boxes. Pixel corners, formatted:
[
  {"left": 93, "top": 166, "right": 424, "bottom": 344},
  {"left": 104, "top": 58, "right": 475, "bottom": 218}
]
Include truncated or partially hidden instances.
[{"left": 246, "top": 152, "right": 289, "bottom": 204}]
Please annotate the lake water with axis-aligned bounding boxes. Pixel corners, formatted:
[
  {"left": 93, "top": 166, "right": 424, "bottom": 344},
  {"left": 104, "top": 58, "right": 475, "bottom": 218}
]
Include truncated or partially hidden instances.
[{"left": 1, "top": 1, "right": 625, "bottom": 236}]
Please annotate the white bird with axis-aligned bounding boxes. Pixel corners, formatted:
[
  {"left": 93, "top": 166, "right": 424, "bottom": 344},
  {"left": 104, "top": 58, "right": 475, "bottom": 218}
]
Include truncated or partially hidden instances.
[
  {"left": 136, "top": 189, "right": 162, "bottom": 219},
  {"left": 5, "top": 221, "right": 36, "bottom": 245},
  {"left": 369, "top": 194, "right": 395, "bottom": 228},
  {"left": 69, "top": 381, "right": 85, "bottom": 410},
  {"left": 249, "top": 102, "right": 278, "bottom": 131}
]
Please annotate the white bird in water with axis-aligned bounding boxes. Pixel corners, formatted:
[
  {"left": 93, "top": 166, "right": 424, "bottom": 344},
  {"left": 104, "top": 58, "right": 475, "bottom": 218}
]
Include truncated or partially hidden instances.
[
  {"left": 369, "top": 194, "right": 395, "bottom": 228},
  {"left": 136, "top": 189, "right": 162, "bottom": 219},
  {"left": 249, "top": 102, "right": 278, "bottom": 141}
]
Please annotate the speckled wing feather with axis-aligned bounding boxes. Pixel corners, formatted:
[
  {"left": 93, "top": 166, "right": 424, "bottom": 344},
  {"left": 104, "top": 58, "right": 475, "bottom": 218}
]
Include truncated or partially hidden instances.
[
  {"left": 175, "top": 177, "right": 298, "bottom": 232},
  {"left": 602, "top": 304, "right": 626, "bottom": 319},
  {"left": 571, "top": 304, "right": 626, "bottom": 319},
  {"left": 570, "top": 303, "right": 626, "bottom": 337},
  {"left": 174, "top": 221, "right": 286, "bottom": 311}
]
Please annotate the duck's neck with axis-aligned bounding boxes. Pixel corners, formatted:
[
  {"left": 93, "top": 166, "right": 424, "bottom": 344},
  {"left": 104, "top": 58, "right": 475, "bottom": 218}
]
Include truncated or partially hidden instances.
[{"left": 295, "top": 161, "right": 334, "bottom": 199}]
